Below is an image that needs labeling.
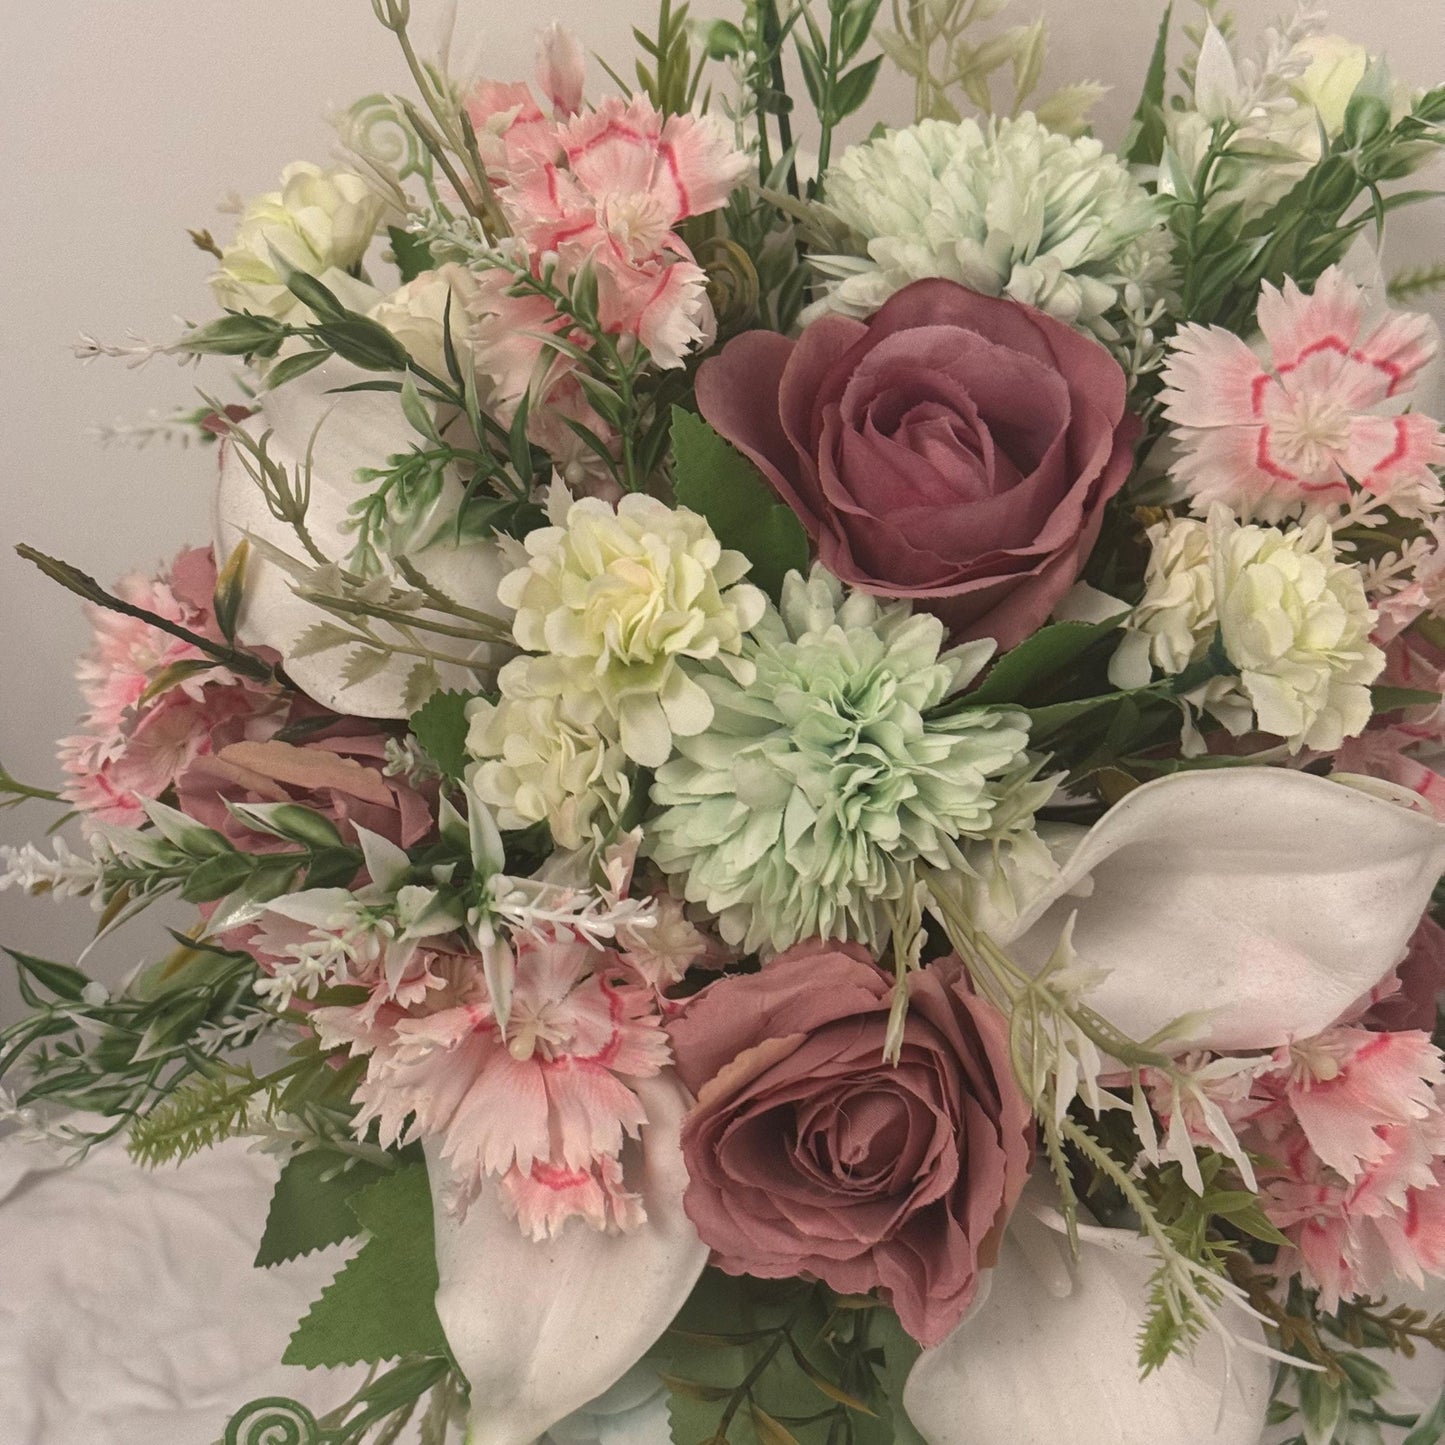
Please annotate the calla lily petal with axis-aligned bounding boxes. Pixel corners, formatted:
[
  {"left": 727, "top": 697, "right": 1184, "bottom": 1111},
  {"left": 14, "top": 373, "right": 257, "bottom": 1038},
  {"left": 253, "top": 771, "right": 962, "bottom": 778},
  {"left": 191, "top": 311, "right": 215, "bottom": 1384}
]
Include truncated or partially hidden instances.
[
  {"left": 999, "top": 769, "right": 1445, "bottom": 1051},
  {"left": 427, "top": 1071, "right": 707, "bottom": 1445},
  {"left": 213, "top": 358, "right": 509, "bottom": 717},
  {"left": 903, "top": 1210, "right": 1271, "bottom": 1445}
]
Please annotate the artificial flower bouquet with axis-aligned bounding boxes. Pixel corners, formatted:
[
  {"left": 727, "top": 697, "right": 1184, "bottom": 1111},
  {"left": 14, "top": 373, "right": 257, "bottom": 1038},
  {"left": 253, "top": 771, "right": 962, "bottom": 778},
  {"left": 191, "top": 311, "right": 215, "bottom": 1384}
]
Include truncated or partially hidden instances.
[{"left": 6, "top": 1, "right": 1445, "bottom": 1442}]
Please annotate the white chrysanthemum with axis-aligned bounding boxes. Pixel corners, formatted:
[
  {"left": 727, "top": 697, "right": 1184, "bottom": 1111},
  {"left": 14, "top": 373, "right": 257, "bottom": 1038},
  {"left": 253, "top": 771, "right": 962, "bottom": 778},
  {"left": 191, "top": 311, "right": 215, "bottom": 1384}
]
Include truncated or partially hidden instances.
[
  {"left": 1110, "top": 517, "right": 1217, "bottom": 691},
  {"left": 1109, "top": 507, "right": 1384, "bottom": 752},
  {"left": 466, "top": 666, "right": 629, "bottom": 851},
  {"left": 647, "top": 568, "right": 1039, "bottom": 954},
  {"left": 497, "top": 492, "right": 767, "bottom": 768},
  {"left": 212, "top": 163, "right": 387, "bottom": 320},
  {"left": 1212, "top": 508, "right": 1384, "bottom": 753},
  {"left": 810, "top": 113, "right": 1171, "bottom": 340}
]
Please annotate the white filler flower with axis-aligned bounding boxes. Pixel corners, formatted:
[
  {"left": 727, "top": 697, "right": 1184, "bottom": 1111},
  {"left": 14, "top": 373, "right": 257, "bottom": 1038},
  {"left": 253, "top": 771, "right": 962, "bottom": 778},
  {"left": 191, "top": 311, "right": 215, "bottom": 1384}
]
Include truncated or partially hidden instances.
[{"left": 811, "top": 113, "right": 1170, "bottom": 340}]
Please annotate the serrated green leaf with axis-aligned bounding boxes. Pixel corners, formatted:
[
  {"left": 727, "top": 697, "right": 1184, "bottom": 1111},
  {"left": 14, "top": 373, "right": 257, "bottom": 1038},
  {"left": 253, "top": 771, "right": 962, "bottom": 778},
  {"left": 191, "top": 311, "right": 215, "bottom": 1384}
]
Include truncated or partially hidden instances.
[
  {"left": 283, "top": 1163, "right": 449, "bottom": 1368},
  {"left": 341, "top": 646, "right": 393, "bottom": 688},
  {"left": 409, "top": 688, "right": 479, "bottom": 781},
  {"left": 256, "top": 1151, "right": 389, "bottom": 1268},
  {"left": 670, "top": 409, "right": 809, "bottom": 601}
]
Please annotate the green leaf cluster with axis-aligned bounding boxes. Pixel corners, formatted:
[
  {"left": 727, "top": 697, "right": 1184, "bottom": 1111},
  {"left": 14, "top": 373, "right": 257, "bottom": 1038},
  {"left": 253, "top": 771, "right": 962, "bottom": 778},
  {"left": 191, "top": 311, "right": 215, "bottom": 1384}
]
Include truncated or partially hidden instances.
[
  {"left": 284, "top": 1162, "right": 452, "bottom": 1368},
  {"left": 657, "top": 1271, "right": 923, "bottom": 1445},
  {"left": 408, "top": 689, "right": 481, "bottom": 783}
]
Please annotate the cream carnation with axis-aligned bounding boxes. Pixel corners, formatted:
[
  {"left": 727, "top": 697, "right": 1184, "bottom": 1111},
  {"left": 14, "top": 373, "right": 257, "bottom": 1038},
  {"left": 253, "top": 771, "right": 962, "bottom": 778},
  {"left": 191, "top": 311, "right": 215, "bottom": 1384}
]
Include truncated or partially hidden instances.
[
  {"left": 496, "top": 492, "right": 767, "bottom": 768},
  {"left": 1212, "top": 509, "right": 1384, "bottom": 752},
  {"left": 810, "top": 113, "right": 1170, "bottom": 341},
  {"left": 1112, "top": 508, "right": 1384, "bottom": 752},
  {"left": 465, "top": 668, "right": 629, "bottom": 851},
  {"left": 212, "top": 163, "right": 387, "bottom": 320},
  {"left": 1110, "top": 517, "right": 1217, "bottom": 691}
]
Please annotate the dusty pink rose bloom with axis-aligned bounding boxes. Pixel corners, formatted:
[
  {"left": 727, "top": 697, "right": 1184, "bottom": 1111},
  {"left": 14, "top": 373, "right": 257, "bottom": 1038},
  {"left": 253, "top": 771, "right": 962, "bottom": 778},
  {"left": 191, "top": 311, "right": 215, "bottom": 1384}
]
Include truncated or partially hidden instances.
[
  {"left": 669, "top": 942, "right": 1033, "bottom": 1346},
  {"left": 1364, "top": 914, "right": 1445, "bottom": 1034},
  {"left": 176, "top": 726, "right": 434, "bottom": 851},
  {"left": 695, "top": 278, "right": 1139, "bottom": 650}
]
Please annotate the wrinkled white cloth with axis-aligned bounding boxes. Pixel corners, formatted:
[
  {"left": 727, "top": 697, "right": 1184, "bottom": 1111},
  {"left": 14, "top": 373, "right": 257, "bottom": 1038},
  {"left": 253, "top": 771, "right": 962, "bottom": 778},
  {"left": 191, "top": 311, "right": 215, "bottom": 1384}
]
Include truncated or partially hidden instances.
[{"left": 0, "top": 1135, "right": 364, "bottom": 1445}]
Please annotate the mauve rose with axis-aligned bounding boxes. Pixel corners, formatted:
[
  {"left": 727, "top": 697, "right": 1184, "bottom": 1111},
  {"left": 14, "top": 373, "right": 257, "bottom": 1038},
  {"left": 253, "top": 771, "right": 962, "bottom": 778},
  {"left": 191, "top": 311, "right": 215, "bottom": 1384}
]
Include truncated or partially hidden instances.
[
  {"left": 669, "top": 941, "right": 1033, "bottom": 1346},
  {"left": 176, "top": 729, "right": 434, "bottom": 851},
  {"left": 695, "top": 278, "right": 1139, "bottom": 649},
  {"left": 1365, "top": 913, "right": 1445, "bottom": 1033}
]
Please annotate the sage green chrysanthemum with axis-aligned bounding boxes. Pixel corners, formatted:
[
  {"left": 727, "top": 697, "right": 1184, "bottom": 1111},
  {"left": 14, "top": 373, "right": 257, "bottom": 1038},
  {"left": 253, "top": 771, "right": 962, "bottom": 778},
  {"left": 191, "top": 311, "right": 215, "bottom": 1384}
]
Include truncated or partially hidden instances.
[{"left": 646, "top": 569, "right": 1038, "bottom": 954}]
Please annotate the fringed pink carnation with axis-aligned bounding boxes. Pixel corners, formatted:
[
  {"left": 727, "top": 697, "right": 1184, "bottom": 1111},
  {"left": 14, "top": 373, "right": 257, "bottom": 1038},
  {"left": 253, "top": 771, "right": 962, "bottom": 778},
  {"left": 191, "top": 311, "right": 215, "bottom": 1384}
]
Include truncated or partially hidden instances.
[
  {"left": 1199, "top": 1022, "right": 1445, "bottom": 1309},
  {"left": 316, "top": 926, "right": 672, "bottom": 1236},
  {"left": 59, "top": 546, "right": 283, "bottom": 827},
  {"left": 1161, "top": 266, "right": 1445, "bottom": 522}
]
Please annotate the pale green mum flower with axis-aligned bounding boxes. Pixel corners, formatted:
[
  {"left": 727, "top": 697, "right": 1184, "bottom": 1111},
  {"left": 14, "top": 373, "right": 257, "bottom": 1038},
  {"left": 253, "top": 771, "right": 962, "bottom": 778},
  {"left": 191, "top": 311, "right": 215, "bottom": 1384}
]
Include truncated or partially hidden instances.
[
  {"left": 496, "top": 492, "right": 767, "bottom": 769},
  {"left": 647, "top": 569, "right": 1039, "bottom": 954},
  {"left": 810, "top": 113, "right": 1171, "bottom": 341}
]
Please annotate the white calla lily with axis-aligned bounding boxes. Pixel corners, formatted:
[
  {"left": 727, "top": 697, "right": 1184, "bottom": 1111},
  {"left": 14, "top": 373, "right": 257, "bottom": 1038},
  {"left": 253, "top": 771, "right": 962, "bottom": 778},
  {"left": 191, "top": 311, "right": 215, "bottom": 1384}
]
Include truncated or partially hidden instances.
[
  {"left": 214, "top": 358, "right": 510, "bottom": 717},
  {"left": 903, "top": 1203, "right": 1271, "bottom": 1445},
  {"left": 997, "top": 768, "right": 1445, "bottom": 1052},
  {"left": 542, "top": 1365, "right": 672, "bottom": 1445},
  {"left": 426, "top": 1071, "right": 707, "bottom": 1445}
]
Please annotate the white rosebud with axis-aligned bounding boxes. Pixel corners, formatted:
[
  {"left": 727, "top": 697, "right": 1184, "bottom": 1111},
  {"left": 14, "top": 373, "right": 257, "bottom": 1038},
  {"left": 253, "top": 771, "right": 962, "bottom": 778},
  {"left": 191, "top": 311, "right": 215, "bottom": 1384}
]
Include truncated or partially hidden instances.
[
  {"left": 1193, "top": 23, "right": 1244, "bottom": 125},
  {"left": 497, "top": 493, "right": 766, "bottom": 768},
  {"left": 368, "top": 263, "right": 482, "bottom": 379},
  {"left": 1211, "top": 507, "right": 1384, "bottom": 752},
  {"left": 212, "top": 163, "right": 388, "bottom": 321}
]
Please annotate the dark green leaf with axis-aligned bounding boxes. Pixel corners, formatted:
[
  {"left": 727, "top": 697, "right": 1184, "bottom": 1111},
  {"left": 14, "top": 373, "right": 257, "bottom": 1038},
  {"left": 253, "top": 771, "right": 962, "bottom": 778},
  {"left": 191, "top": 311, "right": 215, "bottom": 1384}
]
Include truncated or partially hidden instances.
[
  {"left": 1405, "top": 1384, "right": 1445, "bottom": 1445},
  {"left": 4, "top": 950, "right": 89, "bottom": 1003},
  {"left": 833, "top": 56, "right": 884, "bottom": 119},
  {"left": 670, "top": 408, "right": 809, "bottom": 600},
  {"left": 1371, "top": 684, "right": 1443, "bottom": 713},
  {"left": 264, "top": 348, "right": 331, "bottom": 391},
  {"left": 316, "top": 317, "right": 410, "bottom": 373},
  {"left": 967, "top": 616, "right": 1127, "bottom": 707},
  {"left": 839, "top": 0, "right": 884, "bottom": 62},
  {"left": 1125, "top": 3, "right": 1172, "bottom": 166},
  {"left": 409, "top": 689, "right": 479, "bottom": 781},
  {"left": 795, "top": 39, "right": 826, "bottom": 110},
  {"left": 256, "top": 1150, "right": 390, "bottom": 1268},
  {"left": 283, "top": 1163, "right": 449, "bottom": 1367},
  {"left": 181, "top": 312, "right": 286, "bottom": 359},
  {"left": 283, "top": 270, "right": 350, "bottom": 324},
  {"left": 388, "top": 225, "right": 435, "bottom": 284},
  {"left": 178, "top": 851, "right": 258, "bottom": 904}
]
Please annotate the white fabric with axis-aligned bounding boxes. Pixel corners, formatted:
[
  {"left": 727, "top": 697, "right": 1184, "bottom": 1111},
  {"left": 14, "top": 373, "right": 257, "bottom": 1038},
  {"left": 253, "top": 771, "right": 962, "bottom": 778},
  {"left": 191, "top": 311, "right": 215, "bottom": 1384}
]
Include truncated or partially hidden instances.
[{"left": 0, "top": 1134, "right": 364, "bottom": 1445}]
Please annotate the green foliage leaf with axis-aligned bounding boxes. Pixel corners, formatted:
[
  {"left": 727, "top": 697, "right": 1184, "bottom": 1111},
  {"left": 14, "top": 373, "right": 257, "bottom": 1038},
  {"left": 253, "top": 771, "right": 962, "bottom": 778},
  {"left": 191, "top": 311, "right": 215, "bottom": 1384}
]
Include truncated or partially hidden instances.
[
  {"left": 670, "top": 409, "right": 810, "bottom": 601},
  {"left": 263, "top": 348, "right": 331, "bottom": 391},
  {"left": 181, "top": 312, "right": 286, "bottom": 359},
  {"left": 1125, "top": 3, "right": 1172, "bottom": 166},
  {"left": 833, "top": 56, "right": 884, "bottom": 119},
  {"left": 284, "top": 1163, "right": 449, "bottom": 1368},
  {"left": 967, "top": 616, "right": 1127, "bottom": 707},
  {"left": 256, "top": 1150, "right": 390, "bottom": 1268},
  {"left": 389, "top": 225, "right": 435, "bottom": 284},
  {"left": 1370, "top": 684, "right": 1443, "bottom": 713},
  {"left": 1405, "top": 1384, "right": 1445, "bottom": 1445},
  {"left": 409, "top": 689, "right": 479, "bottom": 781}
]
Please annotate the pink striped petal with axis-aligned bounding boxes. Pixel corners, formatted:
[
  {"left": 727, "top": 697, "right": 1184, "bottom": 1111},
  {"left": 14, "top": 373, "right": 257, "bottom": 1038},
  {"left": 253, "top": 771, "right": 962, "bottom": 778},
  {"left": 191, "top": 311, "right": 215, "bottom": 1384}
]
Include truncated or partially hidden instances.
[
  {"left": 1257, "top": 268, "right": 1367, "bottom": 374},
  {"left": 1160, "top": 323, "right": 1270, "bottom": 428}
]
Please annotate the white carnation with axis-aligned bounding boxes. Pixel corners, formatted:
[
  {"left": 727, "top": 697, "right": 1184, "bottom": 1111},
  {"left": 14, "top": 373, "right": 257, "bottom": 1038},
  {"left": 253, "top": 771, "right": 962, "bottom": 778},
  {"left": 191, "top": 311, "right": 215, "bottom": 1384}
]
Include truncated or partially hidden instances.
[
  {"left": 465, "top": 668, "right": 629, "bottom": 851},
  {"left": 496, "top": 492, "right": 767, "bottom": 768},
  {"left": 1212, "top": 508, "right": 1384, "bottom": 753},
  {"left": 212, "top": 163, "right": 388, "bottom": 321},
  {"left": 368, "top": 263, "right": 481, "bottom": 378},
  {"left": 810, "top": 113, "right": 1171, "bottom": 340},
  {"left": 1110, "top": 507, "right": 1384, "bottom": 752}
]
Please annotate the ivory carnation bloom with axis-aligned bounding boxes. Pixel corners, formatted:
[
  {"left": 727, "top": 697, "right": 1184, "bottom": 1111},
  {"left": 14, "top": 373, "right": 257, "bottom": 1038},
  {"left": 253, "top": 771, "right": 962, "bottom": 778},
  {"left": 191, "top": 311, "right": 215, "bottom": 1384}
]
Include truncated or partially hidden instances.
[
  {"left": 496, "top": 492, "right": 766, "bottom": 768},
  {"left": 1212, "top": 508, "right": 1384, "bottom": 751},
  {"left": 367, "top": 264, "right": 482, "bottom": 378},
  {"left": 811, "top": 114, "right": 1170, "bottom": 340},
  {"left": 1108, "top": 517, "right": 1217, "bottom": 690},
  {"left": 465, "top": 675, "right": 629, "bottom": 850},
  {"left": 212, "top": 163, "right": 386, "bottom": 321},
  {"left": 1111, "top": 508, "right": 1384, "bottom": 752}
]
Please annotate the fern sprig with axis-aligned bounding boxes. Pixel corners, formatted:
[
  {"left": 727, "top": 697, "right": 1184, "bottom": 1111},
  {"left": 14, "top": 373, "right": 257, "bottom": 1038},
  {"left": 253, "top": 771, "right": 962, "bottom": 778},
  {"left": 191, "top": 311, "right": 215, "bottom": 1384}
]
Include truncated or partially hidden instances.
[{"left": 126, "top": 1064, "right": 285, "bottom": 1166}]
